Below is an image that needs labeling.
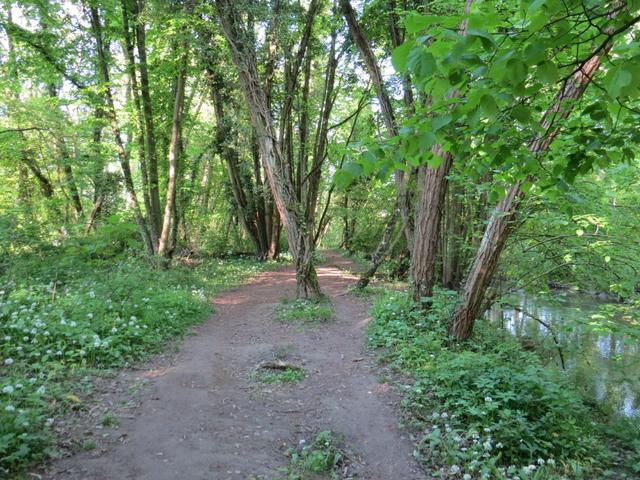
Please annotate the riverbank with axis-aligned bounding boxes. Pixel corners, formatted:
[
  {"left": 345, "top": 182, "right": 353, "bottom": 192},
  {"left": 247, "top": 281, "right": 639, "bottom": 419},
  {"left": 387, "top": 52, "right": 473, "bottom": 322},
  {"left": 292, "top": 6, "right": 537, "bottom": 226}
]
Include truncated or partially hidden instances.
[{"left": 366, "top": 288, "right": 640, "bottom": 479}]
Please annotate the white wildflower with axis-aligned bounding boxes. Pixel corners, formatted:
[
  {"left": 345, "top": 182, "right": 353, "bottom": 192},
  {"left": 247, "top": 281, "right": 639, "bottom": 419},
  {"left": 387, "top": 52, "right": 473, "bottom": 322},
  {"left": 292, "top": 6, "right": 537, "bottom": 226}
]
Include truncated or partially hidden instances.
[
  {"left": 5, "top": 405, "right": 15, "bottom": 412},
  {"left": 4, "top": 358, "right": 13, "bottom": 366},
  {"left": 2, "top": 385, "right": 14, "bottom": 394}
]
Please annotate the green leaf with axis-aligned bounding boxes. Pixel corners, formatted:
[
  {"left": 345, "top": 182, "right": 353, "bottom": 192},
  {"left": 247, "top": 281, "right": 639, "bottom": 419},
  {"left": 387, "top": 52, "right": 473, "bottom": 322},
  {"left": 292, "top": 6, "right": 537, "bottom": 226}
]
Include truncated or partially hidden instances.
[
  {"left": 480, "top": 94, "right": 499, "bottom": 119},
  {"left": 431, "top": 115, "right": 452, "bottom": 132},
  {"left": 342, "top": 161, "right": 363, "bottom": 178},
  {"left": 391, "top": 42, "right": 413, "bottom": 72},
  {"left": 524, "top": 43, "right": 546, "bottom": 64},
  {"left": 536, "top": 61, "right": 559, "bottom": 84},
  {"left": 418, "top": 131, "right": 437, "bottom": 150},
  {"left": 407, "top": 49, "right": 437, "bottom": 81},
  {"left": 466, "top": 29, "right": 496, "bottom": 50},
  {"left": 607, "top": 67, "right": 632, "bottom": 98},
  {"left": 427, "top": 152, "right": 444, "bottom": 169},
  {"left": 404, "top": 14, "right": 444, "bottom": 34},
  {"left": 512, "top": 105, "right": 531, "bottom": 123},
  {"left": 505, "top": 58, "right": 528, "bottom": 85},
  {"left": 527, "top": 0, "right": 547, "bottom": 13}
]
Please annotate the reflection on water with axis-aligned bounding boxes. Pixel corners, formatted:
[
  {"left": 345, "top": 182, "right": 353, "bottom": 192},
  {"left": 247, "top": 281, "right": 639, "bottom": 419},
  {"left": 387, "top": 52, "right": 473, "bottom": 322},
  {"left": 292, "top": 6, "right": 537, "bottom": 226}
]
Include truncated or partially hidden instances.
[{"left": 488, "top": 292, "right": 640, "bottom": 417}]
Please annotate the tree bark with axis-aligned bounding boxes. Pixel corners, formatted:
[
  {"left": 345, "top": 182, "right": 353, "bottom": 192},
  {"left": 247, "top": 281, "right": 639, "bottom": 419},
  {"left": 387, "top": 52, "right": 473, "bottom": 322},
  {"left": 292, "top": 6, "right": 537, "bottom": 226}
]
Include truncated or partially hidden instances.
[
  {"left": 21, "top": 151, "right": 54, "bottom": 198},
  {"left": 340, "top": 0, "right": 414, "bottom": 281},
  {"left": 157, "top": 48, "right": 188, "bottom": 258},
  {"left": 133, "top": 0, "right": 161, "bottom": 238},
  {"left": 410, "top": 0, "right": 473, "bottom": 305},
  {"left": 411, "top": 148, "right": 453, "bottom": 303},
  {"left": 216, "top": 0, "right": 321, "bottom": 297},
  {"left": 89, "top": 5, "right": 154, "bottom": 256},
  {"left": 121, "top": 0, "right": 154, "bottom": 239},
  {"left": 449, "top": 52, "right": 609, "bottom": 340}
]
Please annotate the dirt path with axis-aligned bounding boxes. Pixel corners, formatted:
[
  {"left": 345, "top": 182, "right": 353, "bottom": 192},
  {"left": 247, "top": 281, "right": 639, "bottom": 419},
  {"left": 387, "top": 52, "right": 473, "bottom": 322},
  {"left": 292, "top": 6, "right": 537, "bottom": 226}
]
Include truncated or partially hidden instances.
[{"left": 45, "top": 253, "right": 424, "bottom": 480}]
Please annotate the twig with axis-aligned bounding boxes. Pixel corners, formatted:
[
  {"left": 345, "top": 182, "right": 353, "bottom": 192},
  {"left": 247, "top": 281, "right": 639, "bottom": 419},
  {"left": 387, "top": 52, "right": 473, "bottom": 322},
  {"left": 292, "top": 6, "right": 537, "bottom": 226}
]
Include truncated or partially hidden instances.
[{"left": 502, "top": 303, "right": 566, "bottom": 370}]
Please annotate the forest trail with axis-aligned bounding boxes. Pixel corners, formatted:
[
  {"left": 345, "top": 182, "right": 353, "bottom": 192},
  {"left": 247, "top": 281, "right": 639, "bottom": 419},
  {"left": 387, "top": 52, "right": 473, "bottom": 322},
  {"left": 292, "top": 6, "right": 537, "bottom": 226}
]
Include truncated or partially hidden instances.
[{"left": 44, "top": 252, "right": 424, "bottom": 480}]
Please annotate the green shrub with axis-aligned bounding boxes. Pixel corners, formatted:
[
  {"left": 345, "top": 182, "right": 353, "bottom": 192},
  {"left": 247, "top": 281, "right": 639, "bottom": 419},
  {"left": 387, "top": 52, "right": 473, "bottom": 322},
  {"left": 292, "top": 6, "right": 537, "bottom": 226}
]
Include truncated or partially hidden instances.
[{"left": 368, "top": 291, "right": 616, "bottom": 479}]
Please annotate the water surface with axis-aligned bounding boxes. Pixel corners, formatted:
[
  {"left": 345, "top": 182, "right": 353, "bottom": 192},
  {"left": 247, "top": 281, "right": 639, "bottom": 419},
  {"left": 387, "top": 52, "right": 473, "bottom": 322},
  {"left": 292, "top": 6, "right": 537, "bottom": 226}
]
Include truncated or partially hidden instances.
[{"left": 488, "top": 292, "right": 640, "bottom": 417}]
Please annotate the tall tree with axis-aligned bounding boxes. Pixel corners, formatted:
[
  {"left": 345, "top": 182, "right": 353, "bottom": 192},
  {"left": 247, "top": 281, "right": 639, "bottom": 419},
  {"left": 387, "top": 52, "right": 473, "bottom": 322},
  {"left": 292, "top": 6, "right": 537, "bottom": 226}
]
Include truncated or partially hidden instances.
[
  {"left": 88, "top": 4, "right": 155, "bottom": 255},
  {"left": 340, "top": 0, "right": 413, "bottom": 288},
  {"left": 215, "top": 0, "right": 326, "bottom": 297}
]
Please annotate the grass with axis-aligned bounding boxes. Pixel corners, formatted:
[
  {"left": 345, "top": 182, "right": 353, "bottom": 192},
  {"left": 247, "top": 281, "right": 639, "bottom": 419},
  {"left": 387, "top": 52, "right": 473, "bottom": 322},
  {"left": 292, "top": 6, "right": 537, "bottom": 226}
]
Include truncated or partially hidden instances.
[
  {"left": 0, "top": 225, "right": 280, "bottom": 475},
  {"left": 278, "top": 430, "right": 348, "bottom": 480},
  {"left": 251, "top": 366, "right": 306, "bottom": 385},
  {"left": 275, "top": 297, "right": 334, "bottom": 323},
  {"left": 99, "top": 414, "right": 119, "bottom": 428}
]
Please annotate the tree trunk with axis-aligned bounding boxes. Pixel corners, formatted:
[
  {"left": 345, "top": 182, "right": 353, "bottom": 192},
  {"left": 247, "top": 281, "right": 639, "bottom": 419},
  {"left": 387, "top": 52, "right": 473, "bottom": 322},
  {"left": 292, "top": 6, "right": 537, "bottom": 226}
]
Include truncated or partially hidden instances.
[
  {"left": 121, "top": 0, "right": 155, "bottom": 239},
  {"left": 449, "top": 52, "right": 608, "bottom": 340},
  {"left": 340, "top": 0, "right": 414, "bottom": 278},
  {"left": 21, "top": 151, "right": 54, "bottom": 198},
  {"left": 89, "top": 5, "right": 154, "bottom": 256},
  {"left": 410, "top": 148, "right": 453, "bottom": 303},
  {"left": 410, "top": 0, "right": 473, "bottom": 305},
  {"left": 216, "top": 0, "right": 320, "bottom": 297},
  {"left": 356, "top": 206, "right": 401, "bottom": 289},
  {"left": 157, "top": 48, "right": 188, "bottom": 258},
  {"left": 133, "top": 0, "right": 161, "bottom": 239}
]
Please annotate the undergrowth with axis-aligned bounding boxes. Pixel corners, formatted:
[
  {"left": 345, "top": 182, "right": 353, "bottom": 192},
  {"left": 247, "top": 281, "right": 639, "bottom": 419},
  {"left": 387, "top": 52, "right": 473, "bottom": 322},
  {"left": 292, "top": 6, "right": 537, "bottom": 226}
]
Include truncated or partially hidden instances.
[
  {"left": 275, "top": 297, "right": 334, "bottom": 323},
  {"left": 278, "top": 430, "right": 348, "bottom": 480},
  {"left": 368, "top": 290, "right": 639, "bottom": 479},
  {"left": 0, "top": 219, "right": 276, "bottom": 475},
  {"left": 251, "top": 366, "right": 306, "bottom": 384}
]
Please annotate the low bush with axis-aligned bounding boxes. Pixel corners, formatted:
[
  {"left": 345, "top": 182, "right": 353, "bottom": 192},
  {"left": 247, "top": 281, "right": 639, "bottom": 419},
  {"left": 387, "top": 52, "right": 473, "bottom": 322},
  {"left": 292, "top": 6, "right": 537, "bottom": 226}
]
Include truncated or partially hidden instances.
[{"left": 368, "top": 290, "right": 628, "bottom": 479}]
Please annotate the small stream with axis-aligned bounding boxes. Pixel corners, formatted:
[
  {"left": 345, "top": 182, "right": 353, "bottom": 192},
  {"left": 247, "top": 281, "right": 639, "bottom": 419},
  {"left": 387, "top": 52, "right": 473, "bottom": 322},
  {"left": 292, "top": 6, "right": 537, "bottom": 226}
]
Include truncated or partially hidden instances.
[{"left": 488, "top": 292, "right": 640, "bottom": 418}]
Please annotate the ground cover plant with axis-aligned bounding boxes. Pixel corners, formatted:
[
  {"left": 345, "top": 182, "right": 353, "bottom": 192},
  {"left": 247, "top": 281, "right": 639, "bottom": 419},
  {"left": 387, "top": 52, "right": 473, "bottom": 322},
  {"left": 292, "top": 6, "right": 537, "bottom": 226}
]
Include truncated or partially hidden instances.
[
  {"left": 0, "top": 222, "right": 276, "bottom": 473},
  {"left": 275, "top": 297, "right": 335, "bottom": 323},
  {"left": 278, "top": 430, "right": 349, "bottom": 480},
  {"left": 251, "top": 365, "right": 306, "bottom": 384},
  {"left": 367, "top": 290, "right": 639, "bottom": 479}
]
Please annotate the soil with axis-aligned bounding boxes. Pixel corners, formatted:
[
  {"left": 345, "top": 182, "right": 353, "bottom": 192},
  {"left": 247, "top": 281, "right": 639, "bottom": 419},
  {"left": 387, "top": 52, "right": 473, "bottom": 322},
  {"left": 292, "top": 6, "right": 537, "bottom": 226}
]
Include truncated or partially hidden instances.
[{"left": 42, "top": 252, "right": 425, "bottom": 480}]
